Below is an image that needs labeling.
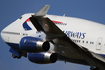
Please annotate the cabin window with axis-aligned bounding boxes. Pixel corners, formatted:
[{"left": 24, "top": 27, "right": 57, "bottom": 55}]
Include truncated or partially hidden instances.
[
  {"left": 76, "top": 40, "right": 80, "bottom": 43},
  {"left": 86, "top": 41, "right": 88, "bottom": 43},
  {"left": 98, "top": 43, "right": 101, "bottom": 45},
  {"left": 90, "top": 42, "right": 94, "bottom": 44}
]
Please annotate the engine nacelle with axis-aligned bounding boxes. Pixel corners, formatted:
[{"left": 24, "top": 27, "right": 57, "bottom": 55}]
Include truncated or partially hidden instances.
[
  {"left": 28, "top": 52, "right": 57, "bottom": 64},
  {"left": 19, "top": 37, "right": 50, "bottom": 52}
]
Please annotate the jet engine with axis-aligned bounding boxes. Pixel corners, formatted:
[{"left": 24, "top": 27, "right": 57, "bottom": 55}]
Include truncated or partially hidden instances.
[
  {"left": 19, "top": 37, "right": 50, "bottom": 52},
  {"left": 28, "top": 52, "right": 57, "bottom": 64}
]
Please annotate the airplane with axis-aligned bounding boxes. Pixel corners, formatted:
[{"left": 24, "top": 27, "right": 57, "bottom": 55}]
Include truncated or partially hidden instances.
[{"left": 1, "top": 5, "right": 105, "bottom": 70}]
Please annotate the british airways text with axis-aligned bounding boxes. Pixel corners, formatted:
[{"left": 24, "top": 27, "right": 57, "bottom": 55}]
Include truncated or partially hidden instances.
[{"left": 63, "top": 30, "right": 86, "bottom": 39}]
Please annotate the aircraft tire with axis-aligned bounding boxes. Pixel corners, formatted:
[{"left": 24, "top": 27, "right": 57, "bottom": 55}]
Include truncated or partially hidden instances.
[
  {"left": 17, "top": 56, "right": 21, "bottom": 59},
  {"left": 12, "top": 54, "right": 17, "bottom": 58}
]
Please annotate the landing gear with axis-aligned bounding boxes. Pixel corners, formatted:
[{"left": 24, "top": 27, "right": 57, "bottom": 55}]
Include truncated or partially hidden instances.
[
  {"left": 90, "top": 67, "right": 99, "bottom": 70},
  {"left": 12, "top": 54, "right": 22, "bottom": 59},
  {"left": 12, "top": 54, "right": 17, "bottom": 58},
  {"left": 17, "top": 55, "right": 21, "bottom": 59}
]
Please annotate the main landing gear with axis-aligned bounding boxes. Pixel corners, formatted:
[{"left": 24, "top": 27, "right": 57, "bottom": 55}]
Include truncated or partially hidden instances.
[
  {"left": 12, "top": 54, "right": 21, "bottom": 59},
  {"left": 90, "top": 67, "right": 99, "bottom": 70}
]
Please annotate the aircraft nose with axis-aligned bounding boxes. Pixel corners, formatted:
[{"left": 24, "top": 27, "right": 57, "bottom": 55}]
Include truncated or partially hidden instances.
[
  {"left": 1, "top": 30, "right": 4, "bottom": 41},
  {"left": 1, "top": 29, "right": 8, "bottom": 42}
]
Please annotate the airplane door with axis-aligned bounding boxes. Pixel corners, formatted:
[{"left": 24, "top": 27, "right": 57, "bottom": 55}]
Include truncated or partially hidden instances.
[
  {"left": 21, "top": 30, "right": 28, "bottom": 38},
  {"left": 96, "top": 37, "right": 103, "bottom": 50}
]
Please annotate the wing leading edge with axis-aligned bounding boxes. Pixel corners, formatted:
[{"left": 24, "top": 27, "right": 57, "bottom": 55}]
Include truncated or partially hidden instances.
[{"left": 29, "top": 5, "right": 105, "bottom": 70}]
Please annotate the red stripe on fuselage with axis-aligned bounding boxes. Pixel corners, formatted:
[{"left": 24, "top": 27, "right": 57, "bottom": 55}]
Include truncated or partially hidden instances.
[
  {"left": 25, "top": 18, "right": 30, "bottom": 22},
  {"left": 52, "top": 20, "right": 62, "bottom": 24}
]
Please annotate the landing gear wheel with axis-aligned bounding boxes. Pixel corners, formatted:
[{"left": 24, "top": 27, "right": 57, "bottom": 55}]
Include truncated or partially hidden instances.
[
  {"left": 12, "top": 54, "right": 22, "bottom": 59},
  {"left": 17, "top": 55, "right": 21, "bottom": 59},
  {"left": 12, "top": 54, "right": 17, "bottom": 58}
]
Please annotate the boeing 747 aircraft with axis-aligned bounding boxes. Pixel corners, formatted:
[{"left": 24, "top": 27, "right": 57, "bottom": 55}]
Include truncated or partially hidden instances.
[{"left": 1, "top": 5, "right": 105, "bottom": 70}]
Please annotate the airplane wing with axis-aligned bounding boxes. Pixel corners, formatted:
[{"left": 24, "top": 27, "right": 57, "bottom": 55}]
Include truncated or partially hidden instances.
[{"left": 29, "top": 5, "right": 105, "bottom": 70}]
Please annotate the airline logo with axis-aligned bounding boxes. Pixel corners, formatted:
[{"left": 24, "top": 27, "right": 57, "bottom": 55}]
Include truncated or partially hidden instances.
[
  {"left": 63, "top": 30, "right": 86, "bottom": 39},
  {"left": 23, "top": 19, "right": 32, "bottom": 30}
]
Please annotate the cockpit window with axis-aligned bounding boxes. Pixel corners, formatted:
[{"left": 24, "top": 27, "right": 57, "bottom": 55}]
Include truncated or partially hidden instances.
[{"left": 19, "top": 16, "right": 22, "bottom": 19}]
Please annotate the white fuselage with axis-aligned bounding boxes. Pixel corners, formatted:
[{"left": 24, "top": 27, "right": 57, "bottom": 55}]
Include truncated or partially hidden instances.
[{"left": 1, "top": 13, "right": 105, "bottom": 65}]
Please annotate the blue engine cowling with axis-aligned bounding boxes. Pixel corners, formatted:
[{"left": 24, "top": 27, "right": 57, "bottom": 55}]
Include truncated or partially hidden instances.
[
  {"left": 19, "top": 37, "right": 50, "bottom": 52},
  {"left": 28, "top": 52, "right": 57, "bottom": 64}
]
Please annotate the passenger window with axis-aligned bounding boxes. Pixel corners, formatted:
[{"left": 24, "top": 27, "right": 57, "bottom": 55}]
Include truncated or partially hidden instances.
[
  {"left": 90, "top": 42, "right": 94, "bottom": 44},
  {"left": 86, "top": 41, "right": 88, "bottom": 43},
  {"left": 99, "top": 43, "right": 101, "bottom": 45}
]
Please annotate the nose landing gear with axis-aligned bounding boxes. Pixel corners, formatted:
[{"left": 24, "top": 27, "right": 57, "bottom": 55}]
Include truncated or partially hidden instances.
[{"left": 12, "top": 54, "right": 21, "bottom": 59}]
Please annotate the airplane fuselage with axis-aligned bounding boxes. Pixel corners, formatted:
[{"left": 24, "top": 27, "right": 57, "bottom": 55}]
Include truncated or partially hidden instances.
[{"left": 1, "top": 13, "right": 105, "bottom": 65}]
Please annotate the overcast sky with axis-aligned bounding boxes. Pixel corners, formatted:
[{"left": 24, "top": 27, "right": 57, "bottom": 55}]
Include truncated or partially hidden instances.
[{"left": 0, "top": 0, "right": 105, "bottom": 70}]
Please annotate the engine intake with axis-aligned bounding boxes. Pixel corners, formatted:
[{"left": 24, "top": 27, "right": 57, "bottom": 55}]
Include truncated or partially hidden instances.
[
  {"left": 28, "top": 52, "right": 57, "bottom": 64},
  {"left": 19, "top": 37, "right": 50, "bottom": 52}
]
